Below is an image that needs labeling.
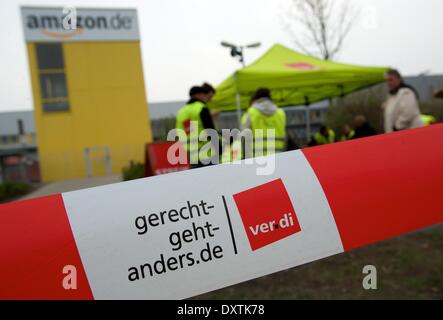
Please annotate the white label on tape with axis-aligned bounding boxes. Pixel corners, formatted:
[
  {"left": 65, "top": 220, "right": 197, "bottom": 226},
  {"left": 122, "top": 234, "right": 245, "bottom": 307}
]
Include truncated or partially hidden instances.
[{"left": 62, "top": 150, "right": 344, "bottom": 299}]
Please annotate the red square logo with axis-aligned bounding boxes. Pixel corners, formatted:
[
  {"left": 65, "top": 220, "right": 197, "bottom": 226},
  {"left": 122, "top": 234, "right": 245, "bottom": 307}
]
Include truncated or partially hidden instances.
[{"left": 233, "top": 179, "right": 301, "bottom": 251}]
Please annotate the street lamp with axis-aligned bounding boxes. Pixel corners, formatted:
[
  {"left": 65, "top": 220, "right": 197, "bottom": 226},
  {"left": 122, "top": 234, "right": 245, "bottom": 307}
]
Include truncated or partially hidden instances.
[
  {"left": 221, "top": 41, "right": 261, "bottom": 126},
  {"left": 221, "top": 41, "right": 261, "bottom": 67}
]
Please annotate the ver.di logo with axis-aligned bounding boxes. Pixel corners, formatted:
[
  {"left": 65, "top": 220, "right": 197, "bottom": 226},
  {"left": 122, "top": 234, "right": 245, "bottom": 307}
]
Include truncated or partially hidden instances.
[
  {"left": 285, "top": 62, "right": 318, "bottom": 70},
  {"left": 233, "top": 179, "right": 301, "bottom": 251}
]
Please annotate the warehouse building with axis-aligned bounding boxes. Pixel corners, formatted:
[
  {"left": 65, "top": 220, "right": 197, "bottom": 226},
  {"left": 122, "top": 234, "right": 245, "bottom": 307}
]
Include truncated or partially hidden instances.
[{"left": 20, "top": 6, "right": 152, "bottom": 182}]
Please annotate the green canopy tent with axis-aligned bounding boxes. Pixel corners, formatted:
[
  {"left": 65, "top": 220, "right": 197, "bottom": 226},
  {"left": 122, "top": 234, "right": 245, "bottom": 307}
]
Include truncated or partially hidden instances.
[{"left": 210, "top": 44, "right": 388, "bottom": 135}]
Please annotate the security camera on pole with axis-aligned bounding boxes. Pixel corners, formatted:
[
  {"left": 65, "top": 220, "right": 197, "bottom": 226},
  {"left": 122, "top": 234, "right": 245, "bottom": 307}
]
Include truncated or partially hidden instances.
[{"left": 220, "top": 41, "right": 261, "bottom": 127}]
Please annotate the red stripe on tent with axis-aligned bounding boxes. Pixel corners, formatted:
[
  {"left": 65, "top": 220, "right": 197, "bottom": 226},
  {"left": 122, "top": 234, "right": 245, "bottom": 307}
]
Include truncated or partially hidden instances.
[
  {"left": 0, "top": 194, "right": 93, "bottom": 300},
  {"left": 303, "top": 124, "right": 443, "bottom": 251}
]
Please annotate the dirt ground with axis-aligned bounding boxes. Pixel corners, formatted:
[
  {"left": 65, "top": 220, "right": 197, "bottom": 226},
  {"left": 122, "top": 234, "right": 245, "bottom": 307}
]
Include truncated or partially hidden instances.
[{"left": 195, "top": 224, "right": 443, "bottom": 300}]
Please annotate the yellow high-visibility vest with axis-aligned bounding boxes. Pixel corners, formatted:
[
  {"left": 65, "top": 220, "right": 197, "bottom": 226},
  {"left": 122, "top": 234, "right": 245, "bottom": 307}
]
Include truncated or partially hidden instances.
[
  {"left": 421, "top": 114, "right": 437, "bottom": 126},
  {"left": 314, "top": 130, "right": 336, "bottom": 145},
  {"left": 241, "top": 107, "right": 286, "bottom": 158},
  {"left": 176, "top": 101, "right": 214, "bottom": 164},
  {"left": 340, "top": 130, "right": 355, "bottom": 142}
]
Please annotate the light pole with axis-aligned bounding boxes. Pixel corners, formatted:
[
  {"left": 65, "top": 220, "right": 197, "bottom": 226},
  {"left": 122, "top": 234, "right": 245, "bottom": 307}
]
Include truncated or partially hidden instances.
[
  {"left": 221, "top": 41, "right": 261, "bottom": 67},
  {"left": 220, "top": 41, "right": 261, "bottom": 126}
]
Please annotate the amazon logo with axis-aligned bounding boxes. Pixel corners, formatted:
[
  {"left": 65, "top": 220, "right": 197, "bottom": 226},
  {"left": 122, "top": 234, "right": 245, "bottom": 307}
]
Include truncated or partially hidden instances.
[
  {"left": 25, "top": 12, "right": 134, "bottom": 36},
  {"left": 41, "top": 27, "right": 83, "bottom": 39}
]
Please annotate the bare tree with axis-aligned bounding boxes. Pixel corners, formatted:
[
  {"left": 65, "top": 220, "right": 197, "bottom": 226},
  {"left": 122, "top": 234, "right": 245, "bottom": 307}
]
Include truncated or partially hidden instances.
[{"left": 282, "top": 0, "right": 360, "bottom": 60}]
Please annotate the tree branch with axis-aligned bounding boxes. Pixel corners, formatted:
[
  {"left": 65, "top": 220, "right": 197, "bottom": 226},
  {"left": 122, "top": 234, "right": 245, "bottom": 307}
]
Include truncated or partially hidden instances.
[{"left": 282, "top": 0, "right": 360, "bottom": 60}]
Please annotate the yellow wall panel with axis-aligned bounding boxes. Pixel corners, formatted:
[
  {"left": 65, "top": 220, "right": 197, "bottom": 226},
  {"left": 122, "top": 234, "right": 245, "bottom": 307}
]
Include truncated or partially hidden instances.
[{"left": 27, "top": 41, "right": 152, "bottom": 182}]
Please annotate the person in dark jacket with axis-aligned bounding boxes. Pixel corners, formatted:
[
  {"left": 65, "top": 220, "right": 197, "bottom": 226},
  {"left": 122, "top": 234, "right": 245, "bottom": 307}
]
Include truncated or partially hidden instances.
[
  {"left": 188, "top": 83, "right": 217, "bottom": 132},
  {"left": 352, "top": 115, "right": 377, "bottom": 139},
  {"left": 176, "top": 83, "right": 220, "bottom": 168}
]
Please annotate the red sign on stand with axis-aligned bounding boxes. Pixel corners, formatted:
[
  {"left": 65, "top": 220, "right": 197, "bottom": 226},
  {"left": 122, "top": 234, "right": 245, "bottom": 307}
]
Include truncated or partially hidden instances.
[{"left": 144, "top": 142, "right": 190, "bottom": 177}]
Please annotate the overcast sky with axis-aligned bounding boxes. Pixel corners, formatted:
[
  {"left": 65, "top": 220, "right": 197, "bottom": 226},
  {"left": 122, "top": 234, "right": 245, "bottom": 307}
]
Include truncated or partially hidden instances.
[{"left": 1, "top": 0, "right": 443, "bottom": 112}]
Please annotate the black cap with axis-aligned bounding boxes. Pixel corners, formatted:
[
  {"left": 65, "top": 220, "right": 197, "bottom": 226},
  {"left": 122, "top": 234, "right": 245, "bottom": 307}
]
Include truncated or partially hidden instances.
[
  {"left": 189, "top": 86, "right": 206, "bottom": 97},
  {"left": 201, "top": 83, "right": 216, "bottom": 94},
  {"left": 251, "top": 87, "right": 271, "bottom": 103}
]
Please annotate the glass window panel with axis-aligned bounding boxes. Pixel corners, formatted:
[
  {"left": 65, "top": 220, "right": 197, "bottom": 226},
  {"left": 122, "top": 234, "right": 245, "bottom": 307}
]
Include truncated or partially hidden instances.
[
  {"left": 39, "top": 74, "right": 68, "bottom": 99},
  {"left": 43, "top": 101, "right": 70, "bottom": 112},
  {"left": 36, "top": 44, "right": 64, "bottom": 70}
]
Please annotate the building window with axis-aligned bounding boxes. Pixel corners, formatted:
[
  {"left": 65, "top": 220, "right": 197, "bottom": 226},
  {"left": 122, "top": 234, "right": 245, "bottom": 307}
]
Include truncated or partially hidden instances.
[{"left": 36, "top": 43, "right": 69, "bottom": 112}]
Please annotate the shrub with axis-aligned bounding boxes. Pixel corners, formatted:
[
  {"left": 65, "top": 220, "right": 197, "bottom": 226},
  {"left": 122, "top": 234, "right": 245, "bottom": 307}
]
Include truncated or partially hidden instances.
[
  {"left": 0, "top": 182, "right": 30, "bottom": 202},
  {"left": 327, "top": 86, "right": 386, "bottom": 137},
  {"left": 122, "top": 161, "right": 145, "bottom": 181}
]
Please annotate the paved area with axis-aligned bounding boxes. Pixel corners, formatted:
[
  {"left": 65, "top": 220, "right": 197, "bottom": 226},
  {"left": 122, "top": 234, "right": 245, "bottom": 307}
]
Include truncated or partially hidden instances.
[{"left": 20, "top": 175, "right": 122, "bottom": 200}]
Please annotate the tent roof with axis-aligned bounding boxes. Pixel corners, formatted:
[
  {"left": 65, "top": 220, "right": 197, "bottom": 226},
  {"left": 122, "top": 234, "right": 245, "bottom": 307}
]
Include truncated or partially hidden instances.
[{"left": 209, "top": 44, "right": 388, "bottom": 111}]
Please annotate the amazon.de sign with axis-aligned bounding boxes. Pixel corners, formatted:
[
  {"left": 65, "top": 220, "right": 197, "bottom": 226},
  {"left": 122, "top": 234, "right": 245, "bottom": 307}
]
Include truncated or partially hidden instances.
[{"left": 21, "top": 7, "right": 140, "bottom": 42}]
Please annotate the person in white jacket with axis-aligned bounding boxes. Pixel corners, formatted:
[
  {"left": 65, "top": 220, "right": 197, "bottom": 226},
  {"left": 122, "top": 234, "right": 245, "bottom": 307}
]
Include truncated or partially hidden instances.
[{"left": 383, "top": 69, "right": 424, "bottom": 133}]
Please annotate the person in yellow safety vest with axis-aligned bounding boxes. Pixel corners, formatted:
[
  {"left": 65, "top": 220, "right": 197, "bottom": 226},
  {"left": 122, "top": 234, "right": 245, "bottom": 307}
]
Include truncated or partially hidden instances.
[
  {"left": 240, "top": 88, "right": 286, "bottom": 158},
  {"left": 421, "top": 114, "right": 437, "bottom": 126},
  {"left": 176, "top": 83, "right": 220, "bottom": 168},
  {"left": 340, "top": 124, "right": 356, "bottom": 142},
  {"left": 310, "top": 125, "right": 336, "bottom": 146}
]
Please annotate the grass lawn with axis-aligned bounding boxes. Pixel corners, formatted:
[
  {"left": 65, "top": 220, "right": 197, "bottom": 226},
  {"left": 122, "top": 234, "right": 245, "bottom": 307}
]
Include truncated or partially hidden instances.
[{"left": 194, "top": 224, "right": 443, "bottom": 300}]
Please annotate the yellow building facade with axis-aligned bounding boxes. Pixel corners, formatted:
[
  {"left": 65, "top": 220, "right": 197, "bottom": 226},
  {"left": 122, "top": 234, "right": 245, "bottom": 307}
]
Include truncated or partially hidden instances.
[{"left": 21, "top": 7, "right": 152, "bottom": 181}]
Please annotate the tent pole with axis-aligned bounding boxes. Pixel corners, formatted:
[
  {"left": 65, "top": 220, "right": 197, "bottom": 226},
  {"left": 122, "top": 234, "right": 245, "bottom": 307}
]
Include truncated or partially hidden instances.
[
  {"left": 234, "top": 72, "right": 242, "bottom": 128},
  {"left": 305, "top": 106, "right": 311, "bottom": 143},
  {"left": 236, "top": 91, "right": 242, "bottom": 128},
  {"left": 304, "top": 96, "right": 311, "bottom": 143}
]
